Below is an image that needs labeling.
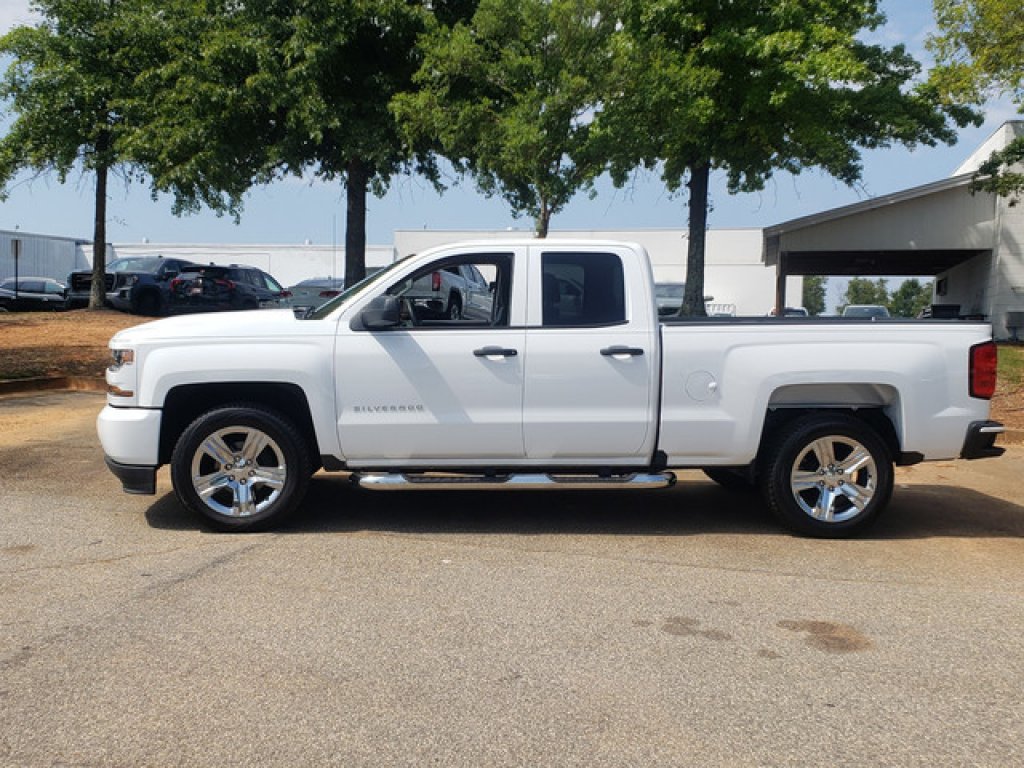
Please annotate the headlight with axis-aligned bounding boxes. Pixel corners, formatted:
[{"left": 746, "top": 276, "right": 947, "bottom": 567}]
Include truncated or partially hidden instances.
[
  {"left": 124, "top": 275, "right": 138, "bottom": 287},
  {"left": 109, "top": 348, "right": 135, "bottom": 372}
]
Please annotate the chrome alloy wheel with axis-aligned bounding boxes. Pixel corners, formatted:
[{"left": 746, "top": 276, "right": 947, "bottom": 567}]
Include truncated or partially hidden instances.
[
  {"left": 190, "top": 426, "right": 287, "bottom": 518},
  {"left": 789, "top": 435, "right": 878, "bottom": 523}
]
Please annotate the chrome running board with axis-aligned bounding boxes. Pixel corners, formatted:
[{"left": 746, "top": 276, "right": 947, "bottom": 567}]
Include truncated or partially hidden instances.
[{"left": 354, "top": 471, "right": 676, "bottom": 492}]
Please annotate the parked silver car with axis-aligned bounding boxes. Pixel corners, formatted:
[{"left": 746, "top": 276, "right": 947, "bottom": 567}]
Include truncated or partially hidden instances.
[{"left": 287, "top": 277, "right": 347, "bottom": 313}]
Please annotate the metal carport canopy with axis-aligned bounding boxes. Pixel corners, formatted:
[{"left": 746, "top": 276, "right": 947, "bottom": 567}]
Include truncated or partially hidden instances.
[{"left": 763, "top": 172, "right": 998, "bottom": 307}]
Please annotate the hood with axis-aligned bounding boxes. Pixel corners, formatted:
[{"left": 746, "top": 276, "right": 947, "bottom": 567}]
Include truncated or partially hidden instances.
[{"left": 110, "top": 309, "right": 333, "bottom": 347}]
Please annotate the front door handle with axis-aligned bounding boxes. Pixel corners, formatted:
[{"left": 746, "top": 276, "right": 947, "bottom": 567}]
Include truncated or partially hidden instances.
[
  {"left": 474, "top": 346, "right": 518, "bottom": 358},
  {"left": 600, "top": 346, "right": 644, "bottom": 357}
]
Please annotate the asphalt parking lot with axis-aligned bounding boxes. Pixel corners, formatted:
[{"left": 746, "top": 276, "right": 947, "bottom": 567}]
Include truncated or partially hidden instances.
[{"left": 1, "top": 391, "right": 1022, "bottom": 767}]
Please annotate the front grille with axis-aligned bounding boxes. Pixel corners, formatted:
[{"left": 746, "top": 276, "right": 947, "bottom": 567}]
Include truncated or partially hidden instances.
[{"left": 70, "top": 273, "right": 114, "bottom": 292}]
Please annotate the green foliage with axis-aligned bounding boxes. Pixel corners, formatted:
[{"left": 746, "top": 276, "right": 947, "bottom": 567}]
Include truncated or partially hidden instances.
[
  {"left": 840, "top": 277, "right": 890, "bottom": 313},
  {"left": 599, "top": 0, "right": 974, "bottom": 315},
  {"left": 929, "top": 0, "right": 1024, "bottom": 199},
  {"left": 123, "top": 0, "right": 438, "bottom": 285},
  {"left": 888, "top": 278, "right": 934, "bottom": 317},
  {"left": 802, "top": 275, "right": 828, "bottom": 317},
  {"left": 394, "top": 0, "right": 613, "bottom": 237},
  {"left": 0, "top": 0, "right": 165, "bottom": 307}
]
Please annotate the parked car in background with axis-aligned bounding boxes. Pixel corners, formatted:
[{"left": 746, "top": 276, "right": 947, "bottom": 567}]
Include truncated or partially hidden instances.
[
  {"left": 169, "top": 265, "right": 290, "bottom": 312},
  {"left": 655, "top": 282, "right": 684, "bottom": 316},
  {"left": 0, "top": 277, "right": 68, "bottom": 311},
  {"left": 287, "top": 277, "right": 347, "bottom": 313},
  {"left": 655, "top": 283, "right": 725, "bottom": 316},
  {"left": 769, "top": 306, "right": 809, "bottom": 317},
  {"left": 67, "top": 256, "right": 196, "bottom": 315},
  {"left": 842, "top": 304, "right": 890, "bottom": 319}
]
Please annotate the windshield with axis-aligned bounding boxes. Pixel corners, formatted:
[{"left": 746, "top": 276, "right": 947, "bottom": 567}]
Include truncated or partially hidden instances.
[
  {"left": 106, "top": 257, "right": 165, "bottom": 273},
  {"left": 305, "top": 257, "right": 413, "bottom": 320}
]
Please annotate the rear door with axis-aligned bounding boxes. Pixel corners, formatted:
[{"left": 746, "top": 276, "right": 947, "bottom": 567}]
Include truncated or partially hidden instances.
[{"left": 523, "top": 245, "right": 659, "bottom": 463}]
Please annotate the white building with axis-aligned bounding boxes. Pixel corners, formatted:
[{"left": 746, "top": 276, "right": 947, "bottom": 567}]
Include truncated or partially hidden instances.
[
  {"left": 765, "top": 121, "right": 1024, "bottom": 338},
  {"left": 0, "top": 229, "right": 89, "bottom": 282}
]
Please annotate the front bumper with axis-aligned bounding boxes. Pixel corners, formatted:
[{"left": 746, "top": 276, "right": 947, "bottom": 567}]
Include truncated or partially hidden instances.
[
  {"left": 960, "top": 420, "right": 1006, "bottom": 460},
  {"left": 108, "top": 290, "right": 134, "bottom": 311},
  {"left": 104, "top": 457, "right": 157, "bottom": 495}
]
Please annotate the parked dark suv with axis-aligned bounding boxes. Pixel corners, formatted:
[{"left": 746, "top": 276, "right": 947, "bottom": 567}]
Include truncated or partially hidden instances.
[
  {"left": 67, "top": 256, "right": 196, "bottom": 315},
  {"left": 169, "top": 265, "right": 290, "bottom": 312}
]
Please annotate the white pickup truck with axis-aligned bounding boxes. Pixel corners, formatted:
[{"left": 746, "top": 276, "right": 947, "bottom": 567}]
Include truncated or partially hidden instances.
[{"left": 98, "top": 239, "right": 1005, "bottom": 538}]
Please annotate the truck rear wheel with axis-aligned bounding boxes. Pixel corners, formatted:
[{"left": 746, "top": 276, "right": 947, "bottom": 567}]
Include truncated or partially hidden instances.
[
  {"left": 759, "top": 413, "right": 893, "bottom": 538},
  {"left": 170, "top": 405, "right": 311, "bottom": 532},
  {"left": 446, "top": 295, "right": 462, "bottom": 320}
]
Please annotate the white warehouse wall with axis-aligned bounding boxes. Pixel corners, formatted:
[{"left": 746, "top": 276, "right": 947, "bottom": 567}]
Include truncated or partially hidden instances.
[{"left": 0, "top": 230, "right": 90, "bottom": 283}]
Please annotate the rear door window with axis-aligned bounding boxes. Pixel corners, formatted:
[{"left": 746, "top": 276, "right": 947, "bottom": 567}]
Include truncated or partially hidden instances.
[{"left": 541, "top": 252, "right": 625, "bottom": 327}]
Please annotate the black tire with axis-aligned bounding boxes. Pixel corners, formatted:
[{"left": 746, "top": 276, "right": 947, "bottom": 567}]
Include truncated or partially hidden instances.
[
  {"left": 702, "top": 467, "right": 755, "bottom": 492},
  {"left": 758, "top": 413, "right": 893, "bottom": 538},
  {"left": 446, "top": 295, "right": 462, "bottom": 320},
  {"left": 135, "top": 291, "right": 162, "bottom": 316},
  {"left": 170, "top": 405, "right": 311, "bottom": 532}
]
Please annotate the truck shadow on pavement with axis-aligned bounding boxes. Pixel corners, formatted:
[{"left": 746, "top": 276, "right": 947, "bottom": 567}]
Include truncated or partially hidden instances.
[{"left": 144, "top": 475, "right": 1024, "bottom": 539}]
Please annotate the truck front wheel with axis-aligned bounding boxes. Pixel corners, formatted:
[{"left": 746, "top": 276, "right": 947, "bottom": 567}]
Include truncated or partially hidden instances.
[
  {"left": 759, "top": 414, "right": 893, "bottom": 538},
  {"left": 170, "top": 405, "right": 311, "bottom": 532}
]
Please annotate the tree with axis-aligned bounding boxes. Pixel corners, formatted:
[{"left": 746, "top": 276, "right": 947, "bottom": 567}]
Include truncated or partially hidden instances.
[
  {"left": 394, "top": 0, "right": 612, "bottom": 237},
  {"left": 929, "top": 0, "right": 1024, "bottom": 201},
  {"left": 0, "top": 0, "right": 161, "bottom": 308},
  {"left": 839, "top": 277, "right": 890, "bottom": 314},
  {"left": 600, "top": 0, "right": 975, "bottom": 315},
  {"left": 129, "top": 0, "right": 446, "bottom": 287},
  {"left": 888, "top": 278, "right": 934, "bottom": 317},
  {"left": 802, "top": 275, "right": 828, "bottom": 316},
  {"left": 119, "top": 0, "right": 283, "bottom": 222}
]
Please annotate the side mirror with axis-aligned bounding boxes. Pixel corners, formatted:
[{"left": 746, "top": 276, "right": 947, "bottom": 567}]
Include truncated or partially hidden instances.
[{"left": 361, "top": 295, "right": 401, "bottom": 330}]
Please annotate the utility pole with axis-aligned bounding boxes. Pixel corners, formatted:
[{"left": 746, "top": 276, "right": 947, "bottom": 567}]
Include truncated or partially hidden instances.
[{"left": 12, "top": 238, "right": 21, "bottom": 301}]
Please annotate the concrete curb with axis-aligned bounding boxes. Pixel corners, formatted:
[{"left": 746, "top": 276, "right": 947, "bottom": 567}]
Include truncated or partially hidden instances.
[{"left": 0, "top": 376, "right": 106, "bottom": 396}]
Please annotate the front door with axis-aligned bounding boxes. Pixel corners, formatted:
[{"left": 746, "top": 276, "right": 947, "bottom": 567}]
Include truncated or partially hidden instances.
[{"left": 336, "top": 250, "right": 526, "bottom": 465}]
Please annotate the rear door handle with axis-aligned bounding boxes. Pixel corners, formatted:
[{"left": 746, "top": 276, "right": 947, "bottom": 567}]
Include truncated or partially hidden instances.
[
  {"left": 474, "top": 346, "right": 518, "bottom": 358},
  {"left": 600, "top": 346, "right": 644, "bottom": 357}
]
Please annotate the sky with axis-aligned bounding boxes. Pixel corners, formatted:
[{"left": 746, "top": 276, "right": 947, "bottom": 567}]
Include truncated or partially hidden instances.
[{"left": 0, "top": 0, "right": 1018, "bottom": 259}]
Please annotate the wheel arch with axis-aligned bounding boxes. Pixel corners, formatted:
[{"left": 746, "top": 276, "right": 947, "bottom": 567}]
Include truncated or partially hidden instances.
[
  {"left": 759, "top": 382, "right": 906, "bottom": 463},
  {"left": 133, "top": 286, "right": 164, "bottom": 315},
  {"left": 159, "top": 382, "right": 319, "bottom": 467},
  {"left": 756, "top": 405, "right": 903, "bottom": 472}
]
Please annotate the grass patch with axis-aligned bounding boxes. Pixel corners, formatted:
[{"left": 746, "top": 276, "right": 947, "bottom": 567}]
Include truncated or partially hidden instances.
[{"left": 999, "top": 343, "right": 1024, "bottom": 392}]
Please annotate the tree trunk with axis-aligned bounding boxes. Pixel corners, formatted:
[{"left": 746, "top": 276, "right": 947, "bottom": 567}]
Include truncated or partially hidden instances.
[
  {"left": 535, "top": 199, "right": 550, "bottom": 238},
  {"left": 89, "top": 160, "right": 109, "bottom": 310},
  {"left": 344, "top": 158, "right": 368, "bottom": 287},
  {"left": 682, "top": 162, "right": 709, "bottom": 317}
]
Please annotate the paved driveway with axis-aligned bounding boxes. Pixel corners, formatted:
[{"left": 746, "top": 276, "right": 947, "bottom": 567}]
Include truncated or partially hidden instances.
[{"left": 1, "top": 391, "right": 1022, "bottom": 767}]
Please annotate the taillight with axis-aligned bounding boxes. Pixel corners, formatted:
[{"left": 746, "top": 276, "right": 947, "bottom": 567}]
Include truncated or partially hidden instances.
[
  {"left": 318, "top": 290, "right": 339, "bottom": 298},
  {"left": 170, "top": 278, "right": 182, "bottom": 291},
  {"left": 969, "top": 341, "right": 998, "bottom": 399},
  {"left": 281, "top": 290, "right": 293, "bottom": 298},
  {"left": 431, "top": 272, "right": 441, "bottom": 292}
]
